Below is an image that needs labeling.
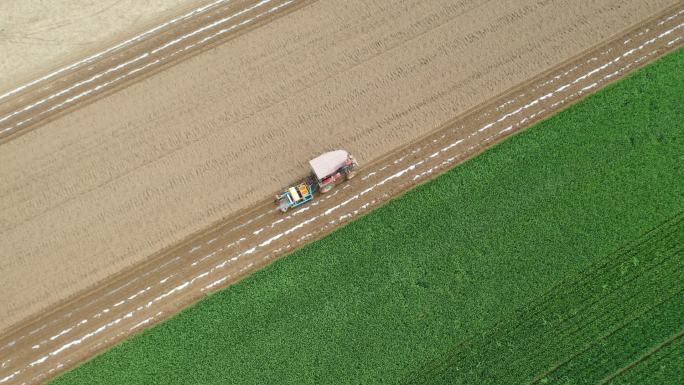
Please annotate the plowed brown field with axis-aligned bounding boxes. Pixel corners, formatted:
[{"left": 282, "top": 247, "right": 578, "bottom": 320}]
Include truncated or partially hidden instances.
[
  {"left": 0, "top": 1, "right": 682, "bottom": 384},
  {"left": 0, "top": 0, "right": 189, "bottom": 92}
]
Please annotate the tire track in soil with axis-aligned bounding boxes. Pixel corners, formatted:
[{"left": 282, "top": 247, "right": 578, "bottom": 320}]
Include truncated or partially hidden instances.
[
  {"left": 0, "top": 0, "right": 310, "bottom": 144},
  {"left": 0, "top": 4, "right": 682, "bottom": 385}
]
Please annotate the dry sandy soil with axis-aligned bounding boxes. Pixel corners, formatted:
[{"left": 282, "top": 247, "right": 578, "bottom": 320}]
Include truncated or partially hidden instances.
[
  {"left": 0, "top": 1, "right": 682, "bottom": 383},
  {"left": 0, "top": 0, "right": 679, "bottom": 336},
  {"left": 0, "top": 0, "right": 190, "bottom": 92}
]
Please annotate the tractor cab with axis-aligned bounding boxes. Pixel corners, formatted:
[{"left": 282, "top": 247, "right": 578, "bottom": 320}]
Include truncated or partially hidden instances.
[{"left": 309, "top": 150, "right": 358, "bottom": 193}]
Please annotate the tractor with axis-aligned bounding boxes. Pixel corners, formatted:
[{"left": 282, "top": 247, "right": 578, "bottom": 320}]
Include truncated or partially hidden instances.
[{"left": 275, "top": 149, "right": 359, "bottom": 212}]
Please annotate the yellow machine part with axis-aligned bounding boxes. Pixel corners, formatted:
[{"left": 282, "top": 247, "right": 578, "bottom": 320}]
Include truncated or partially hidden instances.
[
  {"left": 289, "top": 187, "right": 301, "bottom": 202},
  {"left": 298, "top": 184, "right": 309, "bottom": 196}
]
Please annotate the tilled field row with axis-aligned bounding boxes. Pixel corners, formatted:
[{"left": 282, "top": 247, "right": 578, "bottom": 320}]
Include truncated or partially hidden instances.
[
  {"left": 0, "top": 5, "right": 682, "bottom": 384},
  {"left": 604, "top": 330, "right": 684, "bottom": 384},
  {"left": 0, "top": 0, "right": 308, "bottom": 144}
]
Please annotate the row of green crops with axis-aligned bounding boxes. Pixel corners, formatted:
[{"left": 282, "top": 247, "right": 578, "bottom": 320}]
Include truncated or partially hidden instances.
[
  {"left": 608, "top": 332, "right": 684, "bottom": 385},
  {"left": 52, "top": 48, "right": 684, "bottom": 384},
  {"left": 401, "top": 213, "right": 683, "bottom": 384}
]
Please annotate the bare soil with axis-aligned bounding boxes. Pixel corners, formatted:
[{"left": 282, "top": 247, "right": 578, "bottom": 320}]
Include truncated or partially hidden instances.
[
  {"left": 0, "top": 1, "right": 682, "bottom": 383},
  {"left": 0, "top": 0, "right": 192, "bottom": 93}
]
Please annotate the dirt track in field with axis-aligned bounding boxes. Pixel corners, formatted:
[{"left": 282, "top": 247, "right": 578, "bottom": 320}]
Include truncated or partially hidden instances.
[
  {"left": 0, "top": 0, "right": 307, "bottom": 143},
  {"left": 0, "top": 0, "right": 189, "bottom": 93},
  {"left": 1, "top": 3, "right": 682, "bottom": 383}
]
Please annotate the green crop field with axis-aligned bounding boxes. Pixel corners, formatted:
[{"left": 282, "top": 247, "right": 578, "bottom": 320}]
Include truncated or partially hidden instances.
[
  {"left": 52, "top": 48, "right": 684, "bottom": 384},
  {"left": 401, "top": 214, "right": 683, "bottom": 384}
]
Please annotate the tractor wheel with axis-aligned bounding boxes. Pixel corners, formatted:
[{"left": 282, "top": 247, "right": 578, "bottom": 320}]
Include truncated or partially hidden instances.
[{"left": 320, "top": 183, "right": 333, "bottom": 194}]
